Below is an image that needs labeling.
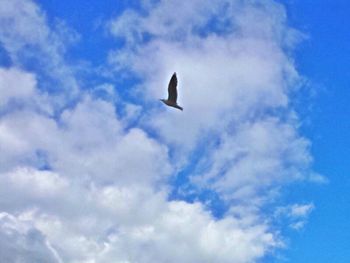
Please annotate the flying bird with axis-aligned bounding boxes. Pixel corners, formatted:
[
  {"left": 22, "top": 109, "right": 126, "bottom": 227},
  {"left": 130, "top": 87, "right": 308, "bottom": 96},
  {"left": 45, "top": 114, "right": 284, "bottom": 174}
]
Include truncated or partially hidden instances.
[{"left": 160, "top": 72, "right": 183, "bottom": 111}]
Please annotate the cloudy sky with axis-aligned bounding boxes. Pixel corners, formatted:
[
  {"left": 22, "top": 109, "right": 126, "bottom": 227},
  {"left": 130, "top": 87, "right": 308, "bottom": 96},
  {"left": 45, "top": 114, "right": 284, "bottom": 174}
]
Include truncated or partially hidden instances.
[{"left": 0, "top": 0, "right": 349, "bottom": 262}]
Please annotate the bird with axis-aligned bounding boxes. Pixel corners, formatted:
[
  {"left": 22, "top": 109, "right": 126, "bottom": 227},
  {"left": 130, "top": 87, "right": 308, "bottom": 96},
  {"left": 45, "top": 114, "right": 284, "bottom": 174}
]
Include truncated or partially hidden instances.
[{"left": 160, "top": 72, "right": 183, "bottom": 111}]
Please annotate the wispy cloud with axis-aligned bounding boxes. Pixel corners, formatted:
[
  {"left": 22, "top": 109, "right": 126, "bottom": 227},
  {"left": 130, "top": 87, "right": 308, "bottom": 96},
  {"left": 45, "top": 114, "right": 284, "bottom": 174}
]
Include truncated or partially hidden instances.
[
  {"left": 0, "top": 0, "right": 79, "bottom": 99},
  {"left": 275, "top": 203, "right": 315, "bottom": 230}
]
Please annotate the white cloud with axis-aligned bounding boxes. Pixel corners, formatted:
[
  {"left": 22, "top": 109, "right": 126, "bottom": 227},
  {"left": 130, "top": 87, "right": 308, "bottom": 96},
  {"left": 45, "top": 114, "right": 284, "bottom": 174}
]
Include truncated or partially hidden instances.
[
  {"left": 94, "top": 200, "right": 277, "bottom": 263},
  {"left": 0, "top": 0, "right": 79, "bottom": 98},
  {"left": 289, "top": 203, "right": 314, "bottom": 218},
  {"left": 108, "top": 1, "right": 302, "bottom": 160},
  {"left": 0, "top": 67, "right": 36, "bottom": 107},
  {"left": 0, "top": 65, "right": 278, "bottom": 261},
  {"left": 0, "top": 93, "right": 171, "bottom": 185},
  {"left": 275, "top": 203, "right": 314, "bottom": 230},
  {"left": 8, "top": 194, "right": 276, "bottom": 263},
  {"left": 192, "top": 118, "right": 312, "bottom": 202},
  {"left": 7, "top": 167, "right": 68, "bottom": 196},
  {"left": 109, "top": 0, "right": 318, "bottom": 199},
  {"left": 0, "top": 212, "right": 62, "bottom": 263}
]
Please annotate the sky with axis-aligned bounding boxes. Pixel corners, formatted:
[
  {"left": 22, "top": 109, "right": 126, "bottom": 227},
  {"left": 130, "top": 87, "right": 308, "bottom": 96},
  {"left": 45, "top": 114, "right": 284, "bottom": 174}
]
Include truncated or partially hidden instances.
[{"left": 0, "top": 0, "right": 349, "bottom": 262}]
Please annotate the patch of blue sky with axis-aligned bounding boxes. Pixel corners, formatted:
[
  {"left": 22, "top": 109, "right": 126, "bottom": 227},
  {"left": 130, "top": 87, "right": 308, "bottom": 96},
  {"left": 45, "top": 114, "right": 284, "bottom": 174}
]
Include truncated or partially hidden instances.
[
  {"left": 34, "top": 149, "right": 52, "bottom": 171},
  {"left": 0, "top": 44, "right": 11, "bottom": 68},
  {"left": 167, "top": 132, "right": 231, "bottom": 217},
  {"left": 37, "top": 0, "right": 136, "bottom": 66},
  {"left": 195, "top": 5, "right": 235, "bottom": 38},
  {"left": 273, "top": 1, "right": 350, "bottom": 262}
]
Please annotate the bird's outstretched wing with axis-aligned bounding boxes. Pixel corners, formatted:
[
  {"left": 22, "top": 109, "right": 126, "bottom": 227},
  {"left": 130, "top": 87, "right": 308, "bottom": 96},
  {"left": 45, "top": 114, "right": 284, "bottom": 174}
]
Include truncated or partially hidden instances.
[{"left": 167, "top": 73, "right": 178, "bottom": 103}]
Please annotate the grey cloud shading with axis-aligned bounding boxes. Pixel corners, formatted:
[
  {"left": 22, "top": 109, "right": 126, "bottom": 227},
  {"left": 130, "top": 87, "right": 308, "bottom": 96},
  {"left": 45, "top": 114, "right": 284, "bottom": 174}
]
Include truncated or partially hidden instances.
[{"left": 0, "top": 213, "right": 62, "bottom": 263}]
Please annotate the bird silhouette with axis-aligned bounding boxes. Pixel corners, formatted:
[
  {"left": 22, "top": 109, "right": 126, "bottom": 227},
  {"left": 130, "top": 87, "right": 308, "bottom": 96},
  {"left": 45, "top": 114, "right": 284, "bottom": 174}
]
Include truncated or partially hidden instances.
[{"left": 160, "top": 72, "right": 183, "bottom": 111}]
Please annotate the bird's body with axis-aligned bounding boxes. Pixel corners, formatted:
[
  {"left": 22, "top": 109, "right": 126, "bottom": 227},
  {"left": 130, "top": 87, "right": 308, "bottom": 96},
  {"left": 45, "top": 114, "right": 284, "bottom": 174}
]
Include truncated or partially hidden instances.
[{"left": 160, "top": 73, "right": 183, "bottom": 111}]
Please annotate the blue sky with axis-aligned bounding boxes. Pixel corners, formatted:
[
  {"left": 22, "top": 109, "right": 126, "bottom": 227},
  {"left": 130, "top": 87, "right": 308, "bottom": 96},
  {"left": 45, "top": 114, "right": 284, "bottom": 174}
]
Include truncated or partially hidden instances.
[
  {"left": 0, "top": 0, "right": 349, "bottom": 262},
  {"left": 276, "top": 1, "right": 350, "bottom": 262}
]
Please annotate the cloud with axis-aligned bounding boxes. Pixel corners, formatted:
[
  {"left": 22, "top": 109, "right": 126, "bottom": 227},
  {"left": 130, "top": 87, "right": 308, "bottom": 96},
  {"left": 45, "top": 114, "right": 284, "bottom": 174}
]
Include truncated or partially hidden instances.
[
  {"left": 1, "top": 192, "right": 275, "bottom": 263},
  {"left": 108, "top": 0, "right": 301, "bottom": 155},
  {"left": 109, "top": 0, "right": 320, "bottom": 203},
  {"left": 0, "top": 67, "right": 36, "bottom": 108},
  {"left": 0, "top": 0, "right": 321, "bottom": 262},
  {"left": 0, "top": 64, "right": 277, "bottom": 262},
  {"left": 94, "top": 200, "right": 277, "bottom": 263},
  {"left": 0, "top": 212, "right": 62, "bottom": 263},
  {"left": 275, "top": 203, "right": 314, "bottom": 230},
  {"left": 0, "top": 0, "right": 79, "bottom": 98},
  {"left": 192, "top": 117, "right": 312, "bottom": 202},
  {"left": 6, "top": 167, "right": 68, "bottom": 197}
]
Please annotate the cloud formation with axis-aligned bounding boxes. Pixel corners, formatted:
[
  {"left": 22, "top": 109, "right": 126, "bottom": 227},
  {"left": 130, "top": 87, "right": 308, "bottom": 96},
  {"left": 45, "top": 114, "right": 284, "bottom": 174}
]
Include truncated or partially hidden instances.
[
  {"left": 109, "top": 0, "right": 318, "bottom": 204},
  {"left": 0, "top": 212, "right": 63, "bottom": 263},
  {"left": 0, "top": 0, "right": 79, "bottom": 99},
  {"left": 0, "top": 0, "right": 320, "bottom": 262}
]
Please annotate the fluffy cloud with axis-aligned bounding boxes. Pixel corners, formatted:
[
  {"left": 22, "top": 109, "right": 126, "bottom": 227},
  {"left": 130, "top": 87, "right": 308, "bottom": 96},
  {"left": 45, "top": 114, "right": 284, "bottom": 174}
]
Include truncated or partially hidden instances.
[
  {"left": 0, "top": 0, "right": 320, "bottom": 262},
  {"left": 109, "top": 0, "right": 319, "bottom": 203},
  {"left": 109, "top": 0, "right": 301, "bottom": 158},
  {"left": 0, "top": 67, "right": 36, "bottom": 107},
  {"left": 0, "top": 64, "right": 276, "bottom": 262},
  {"left": 0, "top": 212, "right": 62, "bottom": 263}
]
